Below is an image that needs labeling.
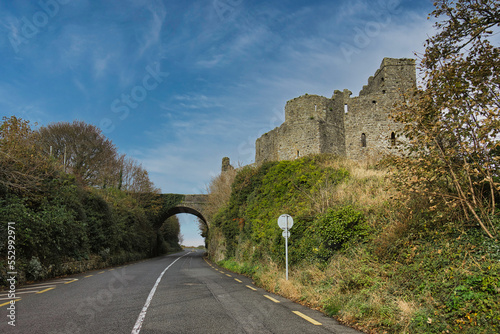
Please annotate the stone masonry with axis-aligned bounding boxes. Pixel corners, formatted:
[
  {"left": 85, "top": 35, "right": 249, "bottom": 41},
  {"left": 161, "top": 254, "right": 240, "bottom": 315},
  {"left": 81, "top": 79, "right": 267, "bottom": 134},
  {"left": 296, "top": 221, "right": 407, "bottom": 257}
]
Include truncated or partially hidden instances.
[{"left": 255, "top": 58, "right": 416, "bottom": 163}]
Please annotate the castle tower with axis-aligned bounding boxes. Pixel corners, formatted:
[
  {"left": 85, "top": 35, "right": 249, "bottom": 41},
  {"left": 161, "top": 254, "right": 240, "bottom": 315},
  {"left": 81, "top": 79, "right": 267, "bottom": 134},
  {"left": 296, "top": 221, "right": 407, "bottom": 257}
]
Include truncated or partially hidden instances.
[
  {"left": 358, "top": 58, "right": 416, "bottom": 96},
  {"left": 344, "top": 58, "right": 415, "bottom": 160}
]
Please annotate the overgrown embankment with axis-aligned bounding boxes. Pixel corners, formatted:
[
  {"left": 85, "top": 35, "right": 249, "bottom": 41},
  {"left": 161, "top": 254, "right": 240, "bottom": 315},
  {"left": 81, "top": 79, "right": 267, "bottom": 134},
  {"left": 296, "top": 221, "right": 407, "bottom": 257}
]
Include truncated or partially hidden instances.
[
  {"left": 206, "top": 155, "right": 500, "bottom": 334},
  {"left": 0, "top": 116, "right": 182, "bottom": 286},
  {"left": 0, "top": 182, "right": 184, "bottom": 286}
]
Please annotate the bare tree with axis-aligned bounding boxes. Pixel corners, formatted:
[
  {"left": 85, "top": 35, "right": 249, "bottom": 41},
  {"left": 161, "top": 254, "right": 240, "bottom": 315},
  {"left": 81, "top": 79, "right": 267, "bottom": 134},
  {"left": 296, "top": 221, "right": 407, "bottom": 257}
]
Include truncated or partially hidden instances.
[
  {"left": 38, "top": 120, "right": 119, "bottom": 187},
  {"left": 204, "top": 168, "right": 237, "bottom": 222}
]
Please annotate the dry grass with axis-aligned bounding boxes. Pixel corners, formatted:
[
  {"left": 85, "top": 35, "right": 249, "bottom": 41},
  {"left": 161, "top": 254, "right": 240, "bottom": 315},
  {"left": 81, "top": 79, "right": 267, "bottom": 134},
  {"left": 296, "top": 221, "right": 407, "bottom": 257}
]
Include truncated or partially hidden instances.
[
  {"left": 204, "top": 168, "right": 237, "bottom": 222},
  {"left": 310, "top": 156, "right": 395, "bottom": 218},
  {"left": 257, "top": 262, "right": 325, "bottom": 307},
  {"left": 250, "top": 246, "right": 421, "bottom": 333},
  {"left": 396, "top": 298, "right": 417, "bottom": 331}
]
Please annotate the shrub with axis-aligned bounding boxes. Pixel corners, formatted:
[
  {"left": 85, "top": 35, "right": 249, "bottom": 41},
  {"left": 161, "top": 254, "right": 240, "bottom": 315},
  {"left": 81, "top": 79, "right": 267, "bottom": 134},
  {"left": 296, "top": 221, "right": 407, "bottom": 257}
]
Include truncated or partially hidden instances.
[
  {"left": 306, "top": 206, "right": 367, "bottom": 260},
  {"left": 27, "top": 257, "right": 44, "bottom": 281}
]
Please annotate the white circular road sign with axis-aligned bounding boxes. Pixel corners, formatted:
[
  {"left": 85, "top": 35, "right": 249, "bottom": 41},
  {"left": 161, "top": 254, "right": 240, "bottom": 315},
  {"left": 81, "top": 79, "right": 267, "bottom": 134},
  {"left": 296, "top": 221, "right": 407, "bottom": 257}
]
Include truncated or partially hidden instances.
[
  {"left": 282, "top": 230, "right": 290, "bottom": 238},
  {"left": 278, "top": 214, "right": 294, "bottom": 230}
]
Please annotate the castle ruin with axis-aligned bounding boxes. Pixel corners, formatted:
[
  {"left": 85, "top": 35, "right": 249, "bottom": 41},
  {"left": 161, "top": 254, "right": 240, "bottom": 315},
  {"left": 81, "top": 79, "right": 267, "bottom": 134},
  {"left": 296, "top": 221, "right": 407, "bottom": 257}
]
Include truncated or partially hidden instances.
[{"left": 255, "top": 58, "right": 416, "bottom": 163}]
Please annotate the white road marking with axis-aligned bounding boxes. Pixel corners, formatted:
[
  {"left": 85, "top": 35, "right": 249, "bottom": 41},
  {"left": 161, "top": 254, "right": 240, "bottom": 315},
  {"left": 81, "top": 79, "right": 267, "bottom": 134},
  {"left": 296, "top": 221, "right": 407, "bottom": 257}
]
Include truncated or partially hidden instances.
[
  {"left": 131, "top": 252, "right": 190, "bottom": 334},
  {"left": 0, "top": 290, "right": 45, "bottom": 298},
  {"left": 17, "top": 285, "right": 56, "bottom": 291}
]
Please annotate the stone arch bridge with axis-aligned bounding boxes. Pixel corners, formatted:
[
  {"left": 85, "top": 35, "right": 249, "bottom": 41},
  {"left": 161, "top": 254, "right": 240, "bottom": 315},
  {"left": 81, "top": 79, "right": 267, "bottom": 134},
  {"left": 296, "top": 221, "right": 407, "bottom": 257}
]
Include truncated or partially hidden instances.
[
  {"left": 163, "top": 194, "right": 209, "bottom": 226},
  {"left": 147, "top": 194, "right": 209, "bottom": 252}
]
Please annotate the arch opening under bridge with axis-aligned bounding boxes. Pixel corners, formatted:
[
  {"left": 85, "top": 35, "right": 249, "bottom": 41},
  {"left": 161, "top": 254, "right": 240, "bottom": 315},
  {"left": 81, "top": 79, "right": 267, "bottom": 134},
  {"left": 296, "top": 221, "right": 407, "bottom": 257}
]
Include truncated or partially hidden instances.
[{"left": 156, "top": 194, "right": 209, "bottom": 247}]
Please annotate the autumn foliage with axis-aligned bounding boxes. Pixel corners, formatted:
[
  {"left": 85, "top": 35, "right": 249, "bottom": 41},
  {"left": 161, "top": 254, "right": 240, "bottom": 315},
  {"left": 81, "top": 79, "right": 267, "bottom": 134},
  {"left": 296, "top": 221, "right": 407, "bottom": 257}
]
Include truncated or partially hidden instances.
[
  {"left": 0, "top": 116, "right": 179, "bottom": 285},
  {"left": 392, "top": 0, "right": 500, "bottom": 238}
]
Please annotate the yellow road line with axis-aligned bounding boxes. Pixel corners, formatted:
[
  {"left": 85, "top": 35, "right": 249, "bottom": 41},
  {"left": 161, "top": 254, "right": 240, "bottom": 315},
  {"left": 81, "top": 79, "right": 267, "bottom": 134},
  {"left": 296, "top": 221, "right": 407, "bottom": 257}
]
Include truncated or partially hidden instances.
[
  {"left": 64, "top": 279, "right": 78, "bottom": 284},
  {"left": 0, "top": 299, "right": 21, "bottom": 307},
  {"left": 225, "top": 274, "right": 232, "bottom": 277},
  {"left": 84, "top": 275, "right": 93, "bottom": 278},
  {"left": 108, "top": 269, "right": 115, "bottom": 271},
  {"left": 36, "top": 287, "right": 55, "bottom": 294},
  {"left": 234, "top": 279, "right": 242, "bottom": 283},
  {"left": 292, "top": 311, "right": 322, "bottom": 325},
  {"left": 246, "top": 285, "right": 257, "bottom": 291},
  {"left": 98, "top": 271, "right": 105, "bottom": 274},
  {"left": 264, "top": 295, "right": 280, "bottom": 303}
]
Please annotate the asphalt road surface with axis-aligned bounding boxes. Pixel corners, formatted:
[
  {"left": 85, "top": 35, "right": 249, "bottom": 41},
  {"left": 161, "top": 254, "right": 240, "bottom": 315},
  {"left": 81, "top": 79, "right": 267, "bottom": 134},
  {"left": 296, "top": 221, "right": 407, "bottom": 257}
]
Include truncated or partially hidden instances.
[{"left": 0, "top": 249, "right": 362, "bottom": 333}]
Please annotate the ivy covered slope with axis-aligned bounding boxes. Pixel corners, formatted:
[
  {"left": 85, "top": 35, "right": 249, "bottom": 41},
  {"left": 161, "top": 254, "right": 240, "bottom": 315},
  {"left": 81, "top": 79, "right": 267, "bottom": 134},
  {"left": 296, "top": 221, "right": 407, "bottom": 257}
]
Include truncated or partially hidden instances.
[
  {"left": 210, "top": 155, "right": 367, "bottom": 263},
  {"left": 206, "top": 155, "right": 500, "bottom": 334}
]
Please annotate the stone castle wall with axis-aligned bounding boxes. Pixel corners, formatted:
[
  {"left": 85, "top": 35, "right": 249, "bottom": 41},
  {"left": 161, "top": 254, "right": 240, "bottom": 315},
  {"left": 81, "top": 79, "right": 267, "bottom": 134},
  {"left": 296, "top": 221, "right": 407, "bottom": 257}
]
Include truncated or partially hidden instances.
[{"left": 255, "top": 58, "right": 415, "bottom": 164}]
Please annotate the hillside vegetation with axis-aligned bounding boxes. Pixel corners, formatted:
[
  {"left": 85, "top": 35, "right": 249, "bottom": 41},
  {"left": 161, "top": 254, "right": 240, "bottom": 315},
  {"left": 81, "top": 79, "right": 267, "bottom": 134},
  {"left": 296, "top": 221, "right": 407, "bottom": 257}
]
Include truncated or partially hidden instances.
[
  {"left": 205, "top": 155, "right": 499, "bottom": 333},
  {"left": 0, "top": 116, "right": 182, "bottom": 286},
  {"left": 206, "top": 2, "right": 500, "bottom": 332}
]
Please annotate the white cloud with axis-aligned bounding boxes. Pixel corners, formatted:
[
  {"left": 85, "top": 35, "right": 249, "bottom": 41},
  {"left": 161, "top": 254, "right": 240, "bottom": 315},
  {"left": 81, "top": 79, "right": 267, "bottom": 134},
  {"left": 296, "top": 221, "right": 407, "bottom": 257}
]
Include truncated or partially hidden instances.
[
  {"left": 169, "top": 94, "right": 224, "bottom": 110},
  {"left": 195, "top": 54, "right": 224, "bottom": 68},
  {"left": 128, "top": 142, "right": 221, "bottom": 194},
  {"left": 0, "top": 0, "right": 440, "bottom": 200},
  {"left": 136, "top": 1, "right": 167, "bottom": 58},
  {"left": 93, "top": 53, "right": 114, "bottom": 78}
]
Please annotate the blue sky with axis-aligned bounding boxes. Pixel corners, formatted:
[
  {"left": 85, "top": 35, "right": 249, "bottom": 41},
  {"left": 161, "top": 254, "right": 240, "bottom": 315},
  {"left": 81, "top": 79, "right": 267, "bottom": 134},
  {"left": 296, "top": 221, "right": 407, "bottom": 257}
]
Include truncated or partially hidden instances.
[{"left": 0, "top": 0, "right": 436, "bottom": 246}]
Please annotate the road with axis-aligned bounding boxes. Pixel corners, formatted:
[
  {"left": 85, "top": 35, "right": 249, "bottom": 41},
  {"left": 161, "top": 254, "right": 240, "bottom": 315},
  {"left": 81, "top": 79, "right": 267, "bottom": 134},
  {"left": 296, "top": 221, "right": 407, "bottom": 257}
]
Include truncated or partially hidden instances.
[{"left": 0, "top": 249, "right": 362, "bottom": 333}]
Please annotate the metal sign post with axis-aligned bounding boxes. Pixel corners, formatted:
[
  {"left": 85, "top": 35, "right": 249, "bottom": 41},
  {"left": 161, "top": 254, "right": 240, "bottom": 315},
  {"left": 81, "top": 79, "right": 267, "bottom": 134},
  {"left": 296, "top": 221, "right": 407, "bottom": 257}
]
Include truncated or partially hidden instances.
[
  {"left": 278, "top": 214, "right": 293, "bottom": 280},
  {"left": 285, "top": 228, "right": 289, "bottom": 280}
]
